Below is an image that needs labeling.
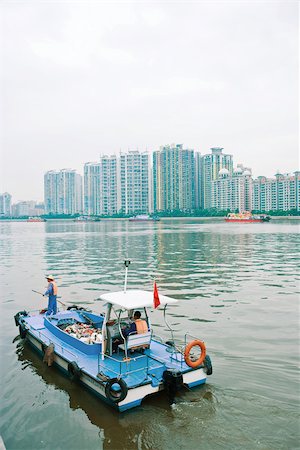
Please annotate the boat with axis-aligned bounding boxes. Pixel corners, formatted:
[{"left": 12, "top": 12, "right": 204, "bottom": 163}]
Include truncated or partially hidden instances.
[
  {"left": 225, "top": 211, "right": 271, "bottom": 223},
  {"left": 128, "top": 214, "right": 160, "bottom": 222},
  {"left": 73, "top": 216, "right": 101, "bottom": 222},
  {"left": 14, "top": 262, "right": 212, "bottom": 412},
  {"left": 27, "top": 217, "right": 46, "bottom": 222}
]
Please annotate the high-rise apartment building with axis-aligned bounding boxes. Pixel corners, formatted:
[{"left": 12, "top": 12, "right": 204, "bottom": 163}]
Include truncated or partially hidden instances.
[
  {"left": 44, "top": 170, "right": 60, "bottom": 214},
  {"left": 84, "top": 157, "right": 118, "bottom": 216},
  {"left": 194, "top": 152, "right": 202, "bottom": 209},
  {"left": 120, "top": 151, "right": 150, "bottom": 214},
  {"left": 153, "top": 144, "right": 195, "bottom": 211},
  {"left": 201, "top": 147, "right": 233, "bottom": 209},
  {"left": 58, "top": 169, "right": 82, "bottom": 215},
  {"left": 100, "top": 155, "right": 119, "bottom": 215},
  {"left": 44, "top": 169, "right": 82, "bottom": 215},
  {"left": 84, "top": 163, "right": 101, "bottom": 215},
  {"left": 0, "top": 192, "right": 12, "bottom": 216},
  {"left": 252, "top": 172, "right": 300, "bottom": 212},
  {"left": 211, "top": 167, "right": 252, "bottom": 212}
]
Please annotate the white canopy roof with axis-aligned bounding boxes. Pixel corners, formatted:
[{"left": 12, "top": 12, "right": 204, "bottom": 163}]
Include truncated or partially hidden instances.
[{"left": 100, "top": 289, "right": 178, "bottom": 310}]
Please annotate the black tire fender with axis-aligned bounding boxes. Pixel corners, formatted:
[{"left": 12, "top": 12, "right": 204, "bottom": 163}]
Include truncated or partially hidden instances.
[
  {"left": 68, "top": 361, "right": 81, "bottom": 381},
  {"left": 67, "top": 305, "right": 79, "bottom": 311},
  {"left": 19, "top": 324, "right": 27, "bottom": 339},
  {"left": 204, "top": 355, "right": 213, "bottom": 375},
  {"left": 105, "top": 378, "right": 128, "bottom": 403},
  {"left": 14, "top": 311, "right": 28, "bottom": 327},
  {"left": 66, "top": 305, "right": 88, "bottom": 312}
]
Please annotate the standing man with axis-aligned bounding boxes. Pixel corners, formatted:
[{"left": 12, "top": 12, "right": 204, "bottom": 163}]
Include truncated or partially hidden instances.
[{"left": 44, "top": 275, "right": 58, "bottom": 315}]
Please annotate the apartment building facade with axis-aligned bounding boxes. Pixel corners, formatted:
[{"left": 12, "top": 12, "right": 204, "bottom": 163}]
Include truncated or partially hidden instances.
[
  {"left": 44, "top": 169, "right": 82, "bottom": 215},
  {"left": 201, "top": 147, "right": 233, "bottom": 209},
  {"left": 252, "top": 172, "right": 300, "bottom": 212},
  {"left": 120, "top": 151, "right": 151, "bottom": 214},
  {"left": 153, "top": 144, "right": 195, "bottom": 211},
  {"left": 211, "top": 167, "right": 252, "bottom": 212}
]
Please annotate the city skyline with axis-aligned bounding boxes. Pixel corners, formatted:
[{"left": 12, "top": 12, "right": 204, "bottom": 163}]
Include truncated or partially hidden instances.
[
  {"left": 2, "top": 146, "right": 299, "bottom": 216},
  {"left": 2, "top": 145, "right": 299, "bottom": 203},
  {"left": 1, "top": 1, "right": 298, "bottom": 202}
]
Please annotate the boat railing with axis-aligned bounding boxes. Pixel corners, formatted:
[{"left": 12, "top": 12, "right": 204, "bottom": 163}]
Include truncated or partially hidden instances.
[
  {"left": 25, "top": 309, "right": 44, "bottom": 315},
  {"left": 27, "top": 325, "right": 79, "bottom": 363},
  {"left": 184, "top": 332, "right": 201, "bottom": 344},
  {"left": 151, "top": 333, "right": 164, "bottom": 343},
  {"left": 98, "top": 353, "right": 150, "bottom": 379},
  {"left": 150, "top": 334, "right": 186, "bottom": 368},
  {"left": 160, "top": 332, "right": 201, "bottom": 368}
]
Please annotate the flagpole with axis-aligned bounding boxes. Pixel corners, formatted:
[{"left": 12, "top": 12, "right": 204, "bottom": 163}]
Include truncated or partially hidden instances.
[{"left": 124, "top": 260, "right": 131, "bottom": 293}]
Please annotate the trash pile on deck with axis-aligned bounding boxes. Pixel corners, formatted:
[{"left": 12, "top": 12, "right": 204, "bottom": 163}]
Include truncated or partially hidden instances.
[{"left": 59, "top": 321, "right": 102, "bottom": 344}]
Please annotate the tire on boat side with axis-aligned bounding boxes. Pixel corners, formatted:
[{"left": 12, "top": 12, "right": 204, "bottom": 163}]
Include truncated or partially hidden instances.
[
  {"left": 66, "top": 305, "right": 86, "bottom": 311},
  {"left": 203, "top": 355, "right": 213, "bottom": 375},
  {"left": 105, "top": 378, "right": 128, "bottom": 403},
  {"left": 19, "top": 324, "right": 27, "bottom": 339},
  {"left": 14, "top": 311, "right": 28, "bottom": 327},
  {"left": 68, "top": 361, "right": 81, "bottom": 381}
]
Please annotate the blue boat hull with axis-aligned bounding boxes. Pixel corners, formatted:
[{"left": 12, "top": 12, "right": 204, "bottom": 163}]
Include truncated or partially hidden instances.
[{"left": 15, "top": 309, "right": 209, "bottom": 412}]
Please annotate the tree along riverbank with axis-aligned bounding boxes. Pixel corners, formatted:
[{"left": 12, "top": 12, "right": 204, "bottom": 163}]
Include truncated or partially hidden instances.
[{"left": 1, "top": 216, "right": 299, "bottom": 222}]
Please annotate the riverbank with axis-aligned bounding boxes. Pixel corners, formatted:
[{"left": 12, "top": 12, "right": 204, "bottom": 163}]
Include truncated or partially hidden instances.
[{"left": 1, "top": 216, "right": 299, "bottom": 222}]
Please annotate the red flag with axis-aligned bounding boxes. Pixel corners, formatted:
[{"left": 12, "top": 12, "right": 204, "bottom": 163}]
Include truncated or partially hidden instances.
[{"left": 153, "top": 281, "right": 161, "bottom": 309}]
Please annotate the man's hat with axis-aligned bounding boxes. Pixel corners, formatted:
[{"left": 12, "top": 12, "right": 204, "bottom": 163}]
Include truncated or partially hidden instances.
[{"left": 46, "top": 275, "right": 54, "bottom": 281}]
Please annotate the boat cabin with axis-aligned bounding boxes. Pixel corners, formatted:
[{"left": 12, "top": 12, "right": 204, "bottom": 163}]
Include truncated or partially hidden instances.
[{"left": 100, "top": 289, "right": 178, "bottom": 357}]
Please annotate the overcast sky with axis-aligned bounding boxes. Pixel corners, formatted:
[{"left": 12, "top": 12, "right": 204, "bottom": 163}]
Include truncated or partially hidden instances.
[{"left": 1, "top": 0, "right": 298, "bottom": 202}]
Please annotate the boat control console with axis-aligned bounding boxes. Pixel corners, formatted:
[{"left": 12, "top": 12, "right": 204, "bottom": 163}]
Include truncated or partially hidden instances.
[{"left": 106, "top": 319, "right": 131, "bottom": 355}]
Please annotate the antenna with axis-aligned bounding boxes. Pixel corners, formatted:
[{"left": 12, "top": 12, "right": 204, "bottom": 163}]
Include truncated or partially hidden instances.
[{"left": 124, "top": 260, "right": 131, "bottom": 293}]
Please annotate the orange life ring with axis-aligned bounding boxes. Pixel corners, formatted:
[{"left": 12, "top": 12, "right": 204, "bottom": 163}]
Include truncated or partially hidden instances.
[{"left": 184, "top": 340, "right": 206, "bottom": 368}]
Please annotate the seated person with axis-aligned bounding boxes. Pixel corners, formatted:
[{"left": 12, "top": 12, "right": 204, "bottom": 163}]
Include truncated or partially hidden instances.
[{"left": 123, "top": 311, "right": 149, "bottom": 337}]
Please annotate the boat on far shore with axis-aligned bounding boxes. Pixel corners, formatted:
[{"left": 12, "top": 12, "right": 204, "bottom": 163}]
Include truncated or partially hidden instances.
[
  {"left": 27, "top": 217, "right": 46, "bottom": 222},
  {"left": 225, "top": 211, "right": 271, "bottom": 223},
  {"left": 73, "top": 216, "right": 101, "bottom": 222},
  {"left": 129, "top": 214, "right": 160, "bottom": 222}
]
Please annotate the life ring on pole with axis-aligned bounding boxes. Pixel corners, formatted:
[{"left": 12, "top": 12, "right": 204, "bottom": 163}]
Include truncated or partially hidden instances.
[
  {"left": 68, "top": 361, "right": 81, "bottom": 381},
  {"left": 105, "top": 378, "right": 128, "bottom": 403},
  {"left": 184, "top": 340, "right": 206, "bottom": 368}
]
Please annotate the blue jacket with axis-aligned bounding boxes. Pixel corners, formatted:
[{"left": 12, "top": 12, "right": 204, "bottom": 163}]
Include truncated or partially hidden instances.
[
  {"left": 123, "top": 322, "right": 137, "bottom": 337},
  {"left": 123, "top": 320, "right": 149, "bottom": 337}
]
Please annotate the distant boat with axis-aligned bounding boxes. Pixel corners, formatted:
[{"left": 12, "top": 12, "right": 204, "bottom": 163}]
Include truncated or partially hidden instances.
[
  {"left": 73, "top": 216, "right": 101, "bottom": 222},
  {"left": 27, "top": 217, "right": 46, "bottom": 222},
  {"left": 225, "top": 212, "right": 271, "bottom": 223},
  {"left": 129, "top": 215, "right": 160, "bottom": 222}
]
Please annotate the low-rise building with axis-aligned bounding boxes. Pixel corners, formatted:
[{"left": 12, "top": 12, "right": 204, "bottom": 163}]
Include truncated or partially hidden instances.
[{"left": 252, "top": 172, "right": 300, "bottom": 212}]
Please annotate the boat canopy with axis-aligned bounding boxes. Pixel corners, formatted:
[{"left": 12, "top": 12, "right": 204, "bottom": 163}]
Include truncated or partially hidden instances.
[{"left": 100, "top": 289, "right": 178, "bottom": 310}]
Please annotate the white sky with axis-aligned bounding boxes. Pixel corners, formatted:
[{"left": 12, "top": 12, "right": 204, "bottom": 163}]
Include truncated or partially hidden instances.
[{"left": 1, "top": 0, "right": 299, "bottom": 202}]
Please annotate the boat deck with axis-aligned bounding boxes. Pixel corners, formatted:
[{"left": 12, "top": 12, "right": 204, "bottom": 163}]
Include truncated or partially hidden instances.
[{"left": 23, "top": 314, "right": 191, "bottom": 389}]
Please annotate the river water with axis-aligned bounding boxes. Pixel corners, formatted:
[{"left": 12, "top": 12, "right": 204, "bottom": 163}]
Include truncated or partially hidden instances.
[{"left": 0, "top": 218, "right": 299, "bottom": 450}]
